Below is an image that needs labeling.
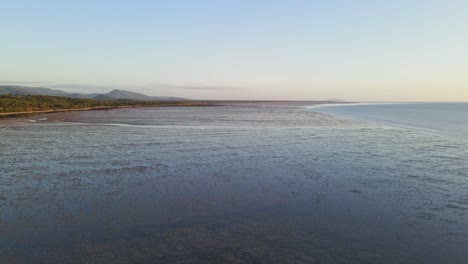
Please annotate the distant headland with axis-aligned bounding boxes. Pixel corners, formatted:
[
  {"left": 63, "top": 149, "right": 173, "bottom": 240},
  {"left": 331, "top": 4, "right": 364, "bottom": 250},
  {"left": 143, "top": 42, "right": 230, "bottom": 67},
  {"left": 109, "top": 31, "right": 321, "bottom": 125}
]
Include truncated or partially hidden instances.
[
  {"left": 0, "top": 85, "right": 211, "bottom": 117},
  {"left": 0, "top": 85, "right": 346, "bottom": 117}
]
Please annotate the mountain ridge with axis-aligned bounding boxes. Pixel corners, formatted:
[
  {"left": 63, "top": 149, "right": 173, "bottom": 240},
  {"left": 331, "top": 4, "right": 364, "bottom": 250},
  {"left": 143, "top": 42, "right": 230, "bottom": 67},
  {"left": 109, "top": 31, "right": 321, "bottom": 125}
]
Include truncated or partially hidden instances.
[{"left": 0, "top": 85, "right": 187, "bottom": 101}]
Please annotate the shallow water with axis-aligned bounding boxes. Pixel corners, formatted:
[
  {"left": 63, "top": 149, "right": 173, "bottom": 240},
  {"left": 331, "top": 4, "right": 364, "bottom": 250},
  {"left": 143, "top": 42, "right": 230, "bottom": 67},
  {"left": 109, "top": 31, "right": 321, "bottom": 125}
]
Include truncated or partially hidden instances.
[
  {"left": 310, "top": 102, "right": 468, "bottom": 140},
  {"left": 1, "top": 104, "right": 467, "bottom": 263}
]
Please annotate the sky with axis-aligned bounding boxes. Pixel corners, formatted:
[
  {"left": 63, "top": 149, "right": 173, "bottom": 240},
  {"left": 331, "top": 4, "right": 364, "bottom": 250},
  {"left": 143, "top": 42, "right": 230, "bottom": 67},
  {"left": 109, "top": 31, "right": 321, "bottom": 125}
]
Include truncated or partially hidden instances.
[{"left": 1, "top": 0, "right": 468, "bottom": 101}]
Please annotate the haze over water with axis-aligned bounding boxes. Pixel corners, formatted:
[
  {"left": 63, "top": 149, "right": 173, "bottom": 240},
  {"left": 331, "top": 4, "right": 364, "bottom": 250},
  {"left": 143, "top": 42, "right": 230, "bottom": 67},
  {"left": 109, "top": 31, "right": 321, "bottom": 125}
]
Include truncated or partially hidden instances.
[
  {"left": 310, "top": 103, "right": 468, "bottom": 140},
  {"left": 1, "top": 103, "right": 467, "bottom": 263}
]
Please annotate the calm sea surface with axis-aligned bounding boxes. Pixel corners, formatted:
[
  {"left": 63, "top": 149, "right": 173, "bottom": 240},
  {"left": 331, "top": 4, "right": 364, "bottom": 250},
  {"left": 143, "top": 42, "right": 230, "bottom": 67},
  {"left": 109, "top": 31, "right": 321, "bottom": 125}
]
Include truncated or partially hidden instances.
[
  {"left": 1, "top": 103, "right": 467, "bottom": 263},
  {"left": 310, "top": 102, "right": 468, "bottom": 140}
]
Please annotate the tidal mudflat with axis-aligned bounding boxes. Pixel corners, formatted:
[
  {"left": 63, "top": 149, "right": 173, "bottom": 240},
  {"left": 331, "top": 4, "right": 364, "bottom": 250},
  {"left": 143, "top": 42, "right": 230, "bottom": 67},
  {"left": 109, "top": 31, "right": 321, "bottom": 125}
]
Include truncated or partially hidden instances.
[{"left": 1, "top": 104, "right": 467, "bottom": 263}]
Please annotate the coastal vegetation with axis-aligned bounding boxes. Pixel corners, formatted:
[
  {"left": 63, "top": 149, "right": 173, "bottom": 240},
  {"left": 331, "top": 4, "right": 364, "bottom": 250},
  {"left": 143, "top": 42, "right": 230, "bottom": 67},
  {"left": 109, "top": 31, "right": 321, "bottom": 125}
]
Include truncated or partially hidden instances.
[{"left": 0, "top": 94, "right": 209, "bottom": 115}]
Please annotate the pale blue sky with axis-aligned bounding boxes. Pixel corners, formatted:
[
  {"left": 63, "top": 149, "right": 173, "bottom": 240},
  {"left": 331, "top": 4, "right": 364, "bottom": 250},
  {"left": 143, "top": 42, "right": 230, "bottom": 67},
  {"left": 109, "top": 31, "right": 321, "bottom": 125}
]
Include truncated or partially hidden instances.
[{"left": 1, "top": 0, "right": 467, "bottom": 101}]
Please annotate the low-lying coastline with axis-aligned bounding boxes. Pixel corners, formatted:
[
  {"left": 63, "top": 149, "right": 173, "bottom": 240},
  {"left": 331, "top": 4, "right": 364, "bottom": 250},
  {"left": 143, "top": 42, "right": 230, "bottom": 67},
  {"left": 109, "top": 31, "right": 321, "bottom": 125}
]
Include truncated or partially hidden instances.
[
  {"left": 0, "top": 94, "right": 216, "bottom": 118},
  {"left": 0, "top": 103, "right": 216, "bottom": 117},
  {"left": 0, "top": 94, "right": 344, "bottom": 119}
]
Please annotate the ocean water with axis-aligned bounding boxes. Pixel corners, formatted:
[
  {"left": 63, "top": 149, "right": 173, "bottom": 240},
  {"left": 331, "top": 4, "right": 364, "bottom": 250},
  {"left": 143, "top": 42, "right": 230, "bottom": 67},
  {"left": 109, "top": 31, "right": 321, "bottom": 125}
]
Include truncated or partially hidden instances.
[
  {"left": 309, "top": 103, "right": 468, "bottom": 140},
  {"left": 1, "top": 103, "right": 467, "bottom": 263}
]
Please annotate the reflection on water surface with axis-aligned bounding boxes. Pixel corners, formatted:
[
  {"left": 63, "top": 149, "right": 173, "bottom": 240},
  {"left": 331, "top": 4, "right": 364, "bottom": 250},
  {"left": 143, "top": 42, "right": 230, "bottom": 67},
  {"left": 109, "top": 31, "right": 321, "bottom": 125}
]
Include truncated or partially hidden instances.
[{"left": 1, "top": 105, "right": 467, "bottom": 263}]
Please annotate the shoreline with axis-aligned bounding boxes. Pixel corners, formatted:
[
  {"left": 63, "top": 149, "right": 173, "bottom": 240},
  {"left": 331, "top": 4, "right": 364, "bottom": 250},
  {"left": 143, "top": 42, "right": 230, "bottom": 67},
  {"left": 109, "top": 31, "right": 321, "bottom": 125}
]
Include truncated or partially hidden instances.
[
  {"left": 0, "top": 103, "right": 216, "bottom": 118},
  {"left": 0, "top": 100, "right": 343, "bottom": 119}
]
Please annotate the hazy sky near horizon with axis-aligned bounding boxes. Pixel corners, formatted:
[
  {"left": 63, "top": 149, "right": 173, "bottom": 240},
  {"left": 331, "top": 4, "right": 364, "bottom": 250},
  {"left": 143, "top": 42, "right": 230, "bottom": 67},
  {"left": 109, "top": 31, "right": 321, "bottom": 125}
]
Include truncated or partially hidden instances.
[{"left": 1, "top": 0, "right": 468, "bottom": 101}]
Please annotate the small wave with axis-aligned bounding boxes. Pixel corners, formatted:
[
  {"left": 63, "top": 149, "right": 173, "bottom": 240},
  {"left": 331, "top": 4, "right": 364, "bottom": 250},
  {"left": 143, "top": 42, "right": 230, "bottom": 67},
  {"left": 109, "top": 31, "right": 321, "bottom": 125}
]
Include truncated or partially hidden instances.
[
  {"left": 104, "top": 123, "right": 152, "bottom": 128},
  {"left": 58, "top": 121, "right": 192, "bottom": 129},
  {"left": 26, "top": 118, "right": 47, "bottom": 123}
]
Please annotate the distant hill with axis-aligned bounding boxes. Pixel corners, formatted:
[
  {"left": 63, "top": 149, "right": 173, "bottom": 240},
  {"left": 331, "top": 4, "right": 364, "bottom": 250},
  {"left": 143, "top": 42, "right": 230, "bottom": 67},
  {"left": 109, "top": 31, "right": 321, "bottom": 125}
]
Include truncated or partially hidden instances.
[
  {"left": 93, "top": 89, "right": 186, "bottom": 101},
  {"left": 0, "top": 85, "right": 71, "bottom": 97},
  {"left": 0, "top": 85, "right": 187, "bottom": 101},
  {"left": 93, "top": 89, "right": 152, "bottom": 100}
]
